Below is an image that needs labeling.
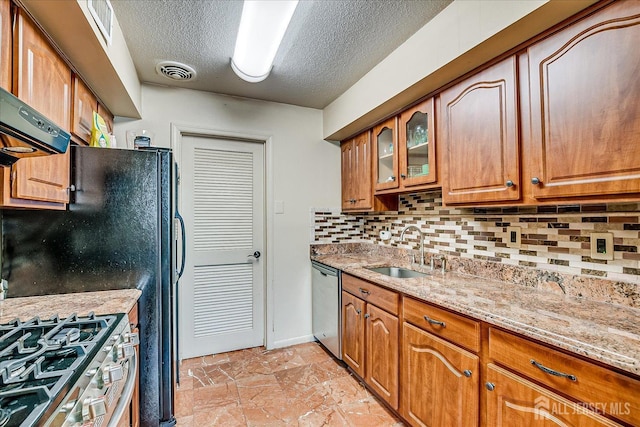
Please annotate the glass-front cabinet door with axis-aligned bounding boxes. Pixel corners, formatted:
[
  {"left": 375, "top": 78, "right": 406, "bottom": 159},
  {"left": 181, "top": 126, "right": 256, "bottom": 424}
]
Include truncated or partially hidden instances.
[
  {"left": 399, "top": 98, "right": 436, "bottom": 188},
  {"left": 373, "top": 117, "right": 399, "bottom": 192}
]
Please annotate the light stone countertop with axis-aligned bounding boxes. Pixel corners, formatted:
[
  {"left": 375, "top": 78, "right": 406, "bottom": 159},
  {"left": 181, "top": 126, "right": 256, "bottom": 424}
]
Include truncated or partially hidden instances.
[
  {"left": 0, "top": 289, "right": 141, "bottom": 323},
  {"left": 312, "top": 252, "right": 640, "bottom": 377}
]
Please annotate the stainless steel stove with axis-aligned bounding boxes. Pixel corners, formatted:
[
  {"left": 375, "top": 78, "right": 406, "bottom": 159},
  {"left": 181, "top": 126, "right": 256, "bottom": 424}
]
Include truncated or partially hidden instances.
[{"left": 0, "top": 312, "right": 137, "bottom": 427}]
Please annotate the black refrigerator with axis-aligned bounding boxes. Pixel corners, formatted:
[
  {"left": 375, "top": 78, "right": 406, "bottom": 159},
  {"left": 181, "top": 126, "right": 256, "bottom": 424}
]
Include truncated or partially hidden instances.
[{"left": 1, "top": 145, "right": 181, "bottom": 427}]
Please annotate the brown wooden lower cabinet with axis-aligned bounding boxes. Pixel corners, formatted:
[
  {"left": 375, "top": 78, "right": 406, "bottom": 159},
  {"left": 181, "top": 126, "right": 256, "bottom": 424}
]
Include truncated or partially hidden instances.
[
  {"left": 342, "top": 291, "right": 365, "bottom": 378},
  {"left": 339, "top": 277, "right": 637, "bottom": 427},
  {"left": 485, "top": 364, "right": 621, "bottom": 427},
  {"left": 366, "top": 303, "right": 399, "bottom": 409},
  {"left": 341, "top": 283, "right": 399, "bottom": 410},
  {"left": 401, "top": 322, "right": 479, "bottom": 427}
]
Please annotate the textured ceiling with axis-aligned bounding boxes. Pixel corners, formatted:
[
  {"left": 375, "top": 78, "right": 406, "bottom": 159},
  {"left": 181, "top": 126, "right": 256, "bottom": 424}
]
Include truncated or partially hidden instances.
[{"left": 111, "top": 0, "right": 452, "bottom": 109}]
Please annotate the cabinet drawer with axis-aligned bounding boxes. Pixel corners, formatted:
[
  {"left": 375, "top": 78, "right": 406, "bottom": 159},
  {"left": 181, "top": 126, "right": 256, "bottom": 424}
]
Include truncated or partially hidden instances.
[
  {"left": 342, "top": 274, "right": 399, "bottom": 315},
  {"left": 489, "top": 328, "right": 640, "bottom": 426},
  {"left": 403, "top": 297, "right": 480, "bottom": 353}
]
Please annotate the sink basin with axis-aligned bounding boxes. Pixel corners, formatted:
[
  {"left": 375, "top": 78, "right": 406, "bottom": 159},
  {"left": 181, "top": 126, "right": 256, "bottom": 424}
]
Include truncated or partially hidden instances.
[{"left": 366, "top": 266, "right": 429, "bottom": 279}]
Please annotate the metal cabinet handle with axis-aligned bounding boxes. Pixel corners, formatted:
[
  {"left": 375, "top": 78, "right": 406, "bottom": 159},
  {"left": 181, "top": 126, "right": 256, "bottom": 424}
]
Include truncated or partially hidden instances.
[
  {"left": 400, "top": 174, "right": 406, "bottom": 179},
  {"left": 364, "top": 313, "right": 371, "bottom": 319},
  {"left": 390, "top": 175, "right": 396, "bottom": 181},
  {"left": 505, "top": 180, "right": 514, "bottom": 188},
  {"left": 463, "top": 370, "right": 472, "bottom": 378},
  {"left": 359, "top": 288, "right": 370, "bottom": 295},
  {"left": 356, "top": 309, "right": 361, "bottom": 315},
  {"left": 531, "top": 177, "right": 541, "bottom": 185},
  {"left": 423, "top": 315, "right": 446, "bottom": 328},
  {"left": 485, "top": 382, "right": 495, "bottom": 391},
  {"left": 247, "top": 251, "right": 261, "bottom": 259},
  {"left": 530, "top": 359, "right": 577, "bottom": 381}
]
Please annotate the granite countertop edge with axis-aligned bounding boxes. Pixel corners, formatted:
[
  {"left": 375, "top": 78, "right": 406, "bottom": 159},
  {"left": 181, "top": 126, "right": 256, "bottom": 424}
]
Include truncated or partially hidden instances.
[
  {"left": 312, "top": 253, "right": 640, "bottom": 377},
  {"left": 0, "top": 289, "right": 142, "bottom": 323}
]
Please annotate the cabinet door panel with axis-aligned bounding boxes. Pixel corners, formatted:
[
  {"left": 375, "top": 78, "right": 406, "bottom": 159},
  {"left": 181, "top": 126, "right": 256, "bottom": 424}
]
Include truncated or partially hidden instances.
[
  {"left": 373, "top": 117, "right": 399, "bottom": 192},
  {"left": 486, "top": 364, "right": 622, "bottom": 427},
  {"left": 352, "top": 131, "right": 372, "bottom": 210},
  {"left": 15, "top": 9, "right": 70, "bottom": 129},
  {"left": 341, "top": 140, "right": 355, "bottom": 208},
  {"left": 12, "top": 150, "right": 70, "bottom": 203},
  {"left": 72, "top": 76, "right": 97, "bottom": 145},
  {"left": 0, "top": 0, "right": 10, "bottom": 91},
  {"left": 366, "top": 304, "right": 399, "bottom": 409},
  {"left": 401, "top": 322, "right": 478, "bottom": 427},
  {"left": 10, "top": 8, "right": 70, "bottom": 205},
  {"left": 527, "top": 1, "right": 640, "bottom": 200},
  {"left": 399, "top": 98, "right": 437, "bottom": 189},
  {"left": 342, "top": 291, "right": 365, "bottom": 378},
  {"left": 489, "top": 328, "right": 640, "bottom": 426},
  {"left": 97, "top": 102, "right": 114, "bottom": 134},
  {"left": 441, "top": 56, "right": 520, "bottom": 204}
]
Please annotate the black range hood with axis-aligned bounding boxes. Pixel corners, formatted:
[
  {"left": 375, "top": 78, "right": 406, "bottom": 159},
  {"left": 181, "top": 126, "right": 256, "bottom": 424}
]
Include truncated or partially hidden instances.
[{"left": 0, "top": 87, "right": 70, "bottom": 166}]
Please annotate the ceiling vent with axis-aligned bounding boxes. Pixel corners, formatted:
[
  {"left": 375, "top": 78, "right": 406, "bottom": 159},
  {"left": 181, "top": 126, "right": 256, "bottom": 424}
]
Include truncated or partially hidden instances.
[
  {"left": 87, "top": 0, "right": 113, "bottom": 45},
  {"left": 156, "top": 62, "right": 197, "bottom": 82}
]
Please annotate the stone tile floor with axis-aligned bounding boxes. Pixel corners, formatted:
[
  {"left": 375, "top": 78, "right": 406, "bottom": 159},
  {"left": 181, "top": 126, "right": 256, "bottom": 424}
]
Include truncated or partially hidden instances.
[{"left": 174, "top": 342, "right": 404, "bottom": 426}]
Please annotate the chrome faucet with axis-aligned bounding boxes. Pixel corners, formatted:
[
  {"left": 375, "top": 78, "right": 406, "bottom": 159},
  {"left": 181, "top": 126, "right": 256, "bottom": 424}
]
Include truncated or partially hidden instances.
[{"left": 400, "top": 225, "right": 424, "bottom": 267}]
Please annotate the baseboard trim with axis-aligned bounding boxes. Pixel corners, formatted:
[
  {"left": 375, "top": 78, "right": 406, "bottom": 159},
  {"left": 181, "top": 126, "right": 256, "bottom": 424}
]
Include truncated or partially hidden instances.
[{"left": 269, "top": 334, "right": 316, "bottom": 350}]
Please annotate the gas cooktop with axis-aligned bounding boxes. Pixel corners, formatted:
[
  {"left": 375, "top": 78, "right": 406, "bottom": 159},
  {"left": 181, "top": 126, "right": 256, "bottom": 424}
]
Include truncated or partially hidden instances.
[{"left": 0, "top": 312, "right": 126, "bottom": 426}]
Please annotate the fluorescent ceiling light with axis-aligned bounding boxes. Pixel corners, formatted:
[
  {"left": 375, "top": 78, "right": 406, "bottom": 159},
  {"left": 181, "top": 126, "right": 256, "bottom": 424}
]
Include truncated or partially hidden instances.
[{"left": 231, "top": 0, "right": 298, "bottom": 83}]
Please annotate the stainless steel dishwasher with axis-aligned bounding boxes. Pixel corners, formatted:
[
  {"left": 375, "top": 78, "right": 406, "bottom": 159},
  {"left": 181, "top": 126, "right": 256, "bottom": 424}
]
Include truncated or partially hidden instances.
[{"left": 311, "top": 261, "right": 342, "bottom": 360}]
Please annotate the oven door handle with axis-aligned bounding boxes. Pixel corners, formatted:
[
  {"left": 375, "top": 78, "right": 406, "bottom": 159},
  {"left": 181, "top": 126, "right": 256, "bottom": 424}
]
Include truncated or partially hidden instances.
[{"left": 106, "top": 351, "right": 138, "bottom": 427}]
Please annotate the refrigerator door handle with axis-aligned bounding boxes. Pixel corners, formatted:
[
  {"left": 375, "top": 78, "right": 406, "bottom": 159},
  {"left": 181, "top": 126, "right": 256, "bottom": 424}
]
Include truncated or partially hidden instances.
[
  {"left": 175, "top": 211, "right": 186, "bottom": 280},
  {"left": 174, "top": 162, "right": 186, "bottom": 280}
]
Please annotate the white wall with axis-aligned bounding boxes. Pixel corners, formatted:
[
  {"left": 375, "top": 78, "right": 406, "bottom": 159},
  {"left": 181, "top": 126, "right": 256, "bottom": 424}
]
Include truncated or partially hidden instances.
[{"left": 114, "top": 84, "right": 341, "bottom": 349}]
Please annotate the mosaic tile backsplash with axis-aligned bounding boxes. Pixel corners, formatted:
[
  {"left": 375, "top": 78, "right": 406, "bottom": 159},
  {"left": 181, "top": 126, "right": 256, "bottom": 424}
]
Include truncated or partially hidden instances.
[{"left": 312, "top": 191, "right": 640, "bottom": 307}]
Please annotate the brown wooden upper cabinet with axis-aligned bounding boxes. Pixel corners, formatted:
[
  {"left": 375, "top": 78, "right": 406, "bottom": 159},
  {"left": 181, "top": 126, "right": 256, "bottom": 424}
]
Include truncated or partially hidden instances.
[
  {"left": 341, "top": 130, "right": 397, "bottom": 212},
  {"left": 373, "top": 117, "right": 399, "bottom": 192},
  {"left": 72, "top": 75, "right": 97, "bottom": 145},
  {"left": 522, "top": 0, "right": 640, "bottom": 202},
  {"left": 0, "top": 0, "right": 10, "bottom": 91},
  {"left": 14, "top": 8, "right": 70, "bottom": 129},
  {"left": 341, "top": 131, "right": 372, "bottom": 211},
  {"left": 3, "top": 8, "right": 71, "bottom": 207},
  {"left": 97, "top": 102, "right": 114, "bottom": 135},
  {"left": 440, "top": 56, "right": 520, "bottom": 205},
  {"left": 398, "top": 98, "right": 437, "bottom": 191}
]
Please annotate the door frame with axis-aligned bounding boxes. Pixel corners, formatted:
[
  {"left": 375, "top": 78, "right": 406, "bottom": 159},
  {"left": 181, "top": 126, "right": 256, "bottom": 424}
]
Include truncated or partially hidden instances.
[{"left": 171, "top": 122, "right": 275, "bottom": 358}]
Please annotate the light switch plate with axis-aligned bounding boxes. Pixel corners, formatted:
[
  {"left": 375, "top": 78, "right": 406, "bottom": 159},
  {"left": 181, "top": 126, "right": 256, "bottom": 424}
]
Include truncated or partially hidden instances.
[
  {"left": 590, "top": 232, "right": 614, "bottom": 260},
  {"left": 506, "top": 226, "right": 521, "bottom": 248}
]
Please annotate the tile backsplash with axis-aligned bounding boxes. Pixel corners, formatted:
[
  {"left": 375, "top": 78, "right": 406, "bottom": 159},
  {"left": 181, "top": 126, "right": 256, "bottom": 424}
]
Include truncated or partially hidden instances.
[{"left": 312, "top": 191, "right": 640, "bottom": 307}]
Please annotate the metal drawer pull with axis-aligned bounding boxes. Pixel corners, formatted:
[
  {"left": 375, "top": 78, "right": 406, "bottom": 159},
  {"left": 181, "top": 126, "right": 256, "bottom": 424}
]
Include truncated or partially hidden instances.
[
  {"left": 463, "top": 370, "right": 472, "bottom": 378},
  {"left": 423, "top": 315, "right": 446, "bottom": 327},
  {"left": 485, "top": 382, "right": 495, "bottom": 391},
  {"left": 530, "top": 359, "right": 577, "bottom": 382},
  {"left": 364, "top": 313, "right": 371, "bottom": 319},
  {"left": 359, "top": 288, "right": 370, "bottom": 295},
  {"left": 356, "top": 309, "right": 361, "bottom": 315}
]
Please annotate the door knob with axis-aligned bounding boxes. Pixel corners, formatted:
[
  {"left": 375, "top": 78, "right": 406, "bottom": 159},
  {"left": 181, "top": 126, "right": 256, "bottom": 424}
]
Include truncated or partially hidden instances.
[{"left": 248, "top": 251, "right": 261, "bottom": 259}]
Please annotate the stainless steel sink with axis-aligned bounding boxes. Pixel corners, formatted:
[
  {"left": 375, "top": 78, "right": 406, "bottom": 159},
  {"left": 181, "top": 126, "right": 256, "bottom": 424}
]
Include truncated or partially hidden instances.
[{"left": 366, "top": 266, "right": 429, "bottom": 279}]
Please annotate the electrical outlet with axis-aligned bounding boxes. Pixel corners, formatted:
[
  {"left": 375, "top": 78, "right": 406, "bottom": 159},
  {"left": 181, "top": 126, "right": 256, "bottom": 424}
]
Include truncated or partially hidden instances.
[
  {"left": 590, "top": 232, "right": 614, "bottom": 260},
  {"left": 506, "top": 226, "right": 521, "bottom": 248}
]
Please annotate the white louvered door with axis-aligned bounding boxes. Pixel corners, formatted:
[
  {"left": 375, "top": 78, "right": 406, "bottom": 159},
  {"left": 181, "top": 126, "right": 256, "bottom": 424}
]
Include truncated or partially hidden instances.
[{"left": 179, "top": 135, "right": 265, "bottom": 358}]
